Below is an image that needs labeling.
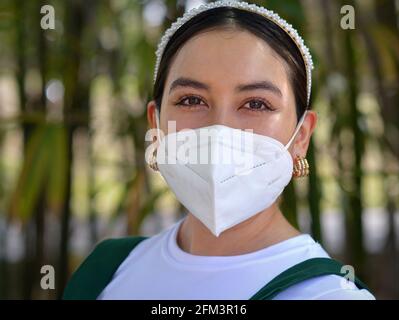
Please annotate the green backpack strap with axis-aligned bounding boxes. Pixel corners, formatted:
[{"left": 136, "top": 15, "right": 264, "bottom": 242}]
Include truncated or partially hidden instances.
[
  {"left": 62, "top": 236, "right": 149, "bottom": 300},
  {"left": 249, "top": 257, "right": 371, "bottom": 300}
]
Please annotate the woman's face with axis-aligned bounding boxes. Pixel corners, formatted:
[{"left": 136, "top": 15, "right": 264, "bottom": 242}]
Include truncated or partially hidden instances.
[{"left": 147, "top": 28, "right": 316, "bottom": 156}]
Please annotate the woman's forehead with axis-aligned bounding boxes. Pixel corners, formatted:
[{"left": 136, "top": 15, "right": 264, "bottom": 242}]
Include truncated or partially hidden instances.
[{"left": 165, "top": 28, "right": 290, "bottom": 93}]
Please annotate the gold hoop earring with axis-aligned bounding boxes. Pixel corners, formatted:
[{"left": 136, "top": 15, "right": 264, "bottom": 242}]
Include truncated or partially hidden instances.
[
  {"left": 293, "top": 155, "right": 309, "bottom": 178},
  {"left": 149, "top": 148, "right": 159, "bottom": 171},
  {"left": 148, "top": 138, "right": 159, "bottom": 171}
]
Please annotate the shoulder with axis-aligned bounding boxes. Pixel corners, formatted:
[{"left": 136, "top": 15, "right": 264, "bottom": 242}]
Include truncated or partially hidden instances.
[
  {"left": 273, "top": 274, "right": 376, "bottom": 300},
  {"left": 63, "top": 236, "right": 149, "bottom": 300},
  {"left": 271, "top": 237, "right": 376, "bottom": 300},
  {"left": 79, "top": 236, "right": 149, "bottom": 267}
]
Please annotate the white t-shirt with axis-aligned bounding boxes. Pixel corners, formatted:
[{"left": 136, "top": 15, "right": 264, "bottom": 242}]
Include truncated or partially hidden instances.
[{"left": 98, "top": 218, "right": 376, "bottom": 300}]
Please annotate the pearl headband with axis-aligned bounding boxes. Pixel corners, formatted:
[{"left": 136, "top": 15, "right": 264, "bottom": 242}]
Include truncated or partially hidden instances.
[{"left": 153, "top": 0, "right": 314, "bottom": 106}]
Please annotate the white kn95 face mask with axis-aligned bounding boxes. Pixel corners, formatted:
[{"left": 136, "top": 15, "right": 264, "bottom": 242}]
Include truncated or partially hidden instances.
[{"left": 153, "top": 109, "right": 307, "bottom": 237}]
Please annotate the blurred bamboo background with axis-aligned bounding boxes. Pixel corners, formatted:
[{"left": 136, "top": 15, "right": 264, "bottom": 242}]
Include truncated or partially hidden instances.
[{"left": 0, "top": 0, "right": 398, "bottom": 299}]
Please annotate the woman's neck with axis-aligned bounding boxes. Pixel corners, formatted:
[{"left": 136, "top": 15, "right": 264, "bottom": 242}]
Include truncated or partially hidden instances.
[{"left": 176, "top": 204, "right": 302, "bottom": 256}]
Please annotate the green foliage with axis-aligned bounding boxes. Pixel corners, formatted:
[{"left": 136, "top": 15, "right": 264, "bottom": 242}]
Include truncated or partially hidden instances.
[{"left": 8, "top": 123, "right": 68, "bottom": 222}]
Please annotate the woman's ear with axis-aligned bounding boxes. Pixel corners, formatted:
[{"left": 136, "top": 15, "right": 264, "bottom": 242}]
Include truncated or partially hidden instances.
[
  {"left": 147, "top": 100, "right": 158, "bottom": 129},
  {"left": 292, "top": 110, "right": 317, "bottom": 156}
]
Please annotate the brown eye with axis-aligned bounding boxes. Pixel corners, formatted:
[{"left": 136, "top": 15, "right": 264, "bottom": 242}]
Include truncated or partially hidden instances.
[
  {"left": 249, "top": 100, "right": 264, "bottom": 109},
  {"left": 244, "top": 99, "right": 275, "bottom": 112},
  {"left": 176, "top": 95, "right": 206, "bottom": 107}
]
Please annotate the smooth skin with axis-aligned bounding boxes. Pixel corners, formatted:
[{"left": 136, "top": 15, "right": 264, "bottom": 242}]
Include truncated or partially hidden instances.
[{"left": 147, "top": 27, "right": 317, "bottom": 257}]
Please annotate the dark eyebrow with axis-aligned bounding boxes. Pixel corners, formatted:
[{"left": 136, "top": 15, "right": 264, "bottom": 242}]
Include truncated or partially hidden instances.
[
  {"left": 169, "top": 77, "right": 282, "bottom": 98},
  {"left": 235, "top": 80, "right": 282, "bottom": 97},
  {"left": 169, "top": 77, "right": 210, "bottom": 94}
]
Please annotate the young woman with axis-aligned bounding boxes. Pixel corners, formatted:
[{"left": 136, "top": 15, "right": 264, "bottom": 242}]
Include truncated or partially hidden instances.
[{"left": 63, "top": 1, "right": 375, "bottom": 300}]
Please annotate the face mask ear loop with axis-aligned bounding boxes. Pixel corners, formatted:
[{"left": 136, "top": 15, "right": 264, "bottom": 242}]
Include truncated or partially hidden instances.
[
  {"left": 154, "top": 107, "right": 161, "bottom": 144},
  {"left": 284, "top": 110, "right": 308, "bottom": 150}
]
